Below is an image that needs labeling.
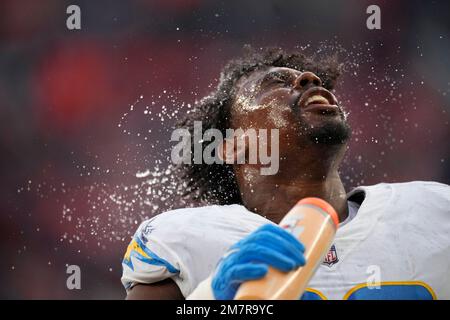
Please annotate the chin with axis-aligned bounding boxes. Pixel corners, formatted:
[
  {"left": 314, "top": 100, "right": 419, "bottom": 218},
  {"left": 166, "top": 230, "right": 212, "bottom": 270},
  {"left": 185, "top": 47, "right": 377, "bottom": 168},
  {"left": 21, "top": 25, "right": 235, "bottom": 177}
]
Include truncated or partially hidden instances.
[{"left": 303, "top": 119, "right": 351, "bottom": 146}]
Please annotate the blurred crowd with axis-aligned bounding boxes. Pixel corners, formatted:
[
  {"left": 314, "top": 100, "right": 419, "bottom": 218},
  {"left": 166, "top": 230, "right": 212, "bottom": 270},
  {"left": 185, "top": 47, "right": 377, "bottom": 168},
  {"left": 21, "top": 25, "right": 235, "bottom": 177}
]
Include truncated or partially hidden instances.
[{"left": 0, "top": 0, "right": 449, "bottom": 298}]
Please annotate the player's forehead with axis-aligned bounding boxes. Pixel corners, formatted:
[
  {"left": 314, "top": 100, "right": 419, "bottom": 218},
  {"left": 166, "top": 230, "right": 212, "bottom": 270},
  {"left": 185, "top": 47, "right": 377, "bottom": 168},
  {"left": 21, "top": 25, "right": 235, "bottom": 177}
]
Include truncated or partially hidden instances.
[{"left": 235, "top": 66, "right": 302, "bottom": 91}]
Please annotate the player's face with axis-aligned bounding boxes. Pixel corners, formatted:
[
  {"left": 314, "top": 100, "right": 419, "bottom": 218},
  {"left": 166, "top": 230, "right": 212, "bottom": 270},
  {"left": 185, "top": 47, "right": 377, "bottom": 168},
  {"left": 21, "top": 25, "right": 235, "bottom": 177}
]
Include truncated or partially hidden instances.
[{"left": 230, "top": 67, "right": 350, "bottom": 148}]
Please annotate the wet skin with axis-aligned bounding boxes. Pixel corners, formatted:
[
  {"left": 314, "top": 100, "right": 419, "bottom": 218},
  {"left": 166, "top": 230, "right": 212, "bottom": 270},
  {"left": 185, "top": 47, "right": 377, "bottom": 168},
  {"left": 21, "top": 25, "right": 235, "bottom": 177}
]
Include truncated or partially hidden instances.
[
  {"left": 126, "top": 67, "right": 351, "bottom": 300},
  {"left": 228, "top": 67, "right": 350, "bottom": 223}
]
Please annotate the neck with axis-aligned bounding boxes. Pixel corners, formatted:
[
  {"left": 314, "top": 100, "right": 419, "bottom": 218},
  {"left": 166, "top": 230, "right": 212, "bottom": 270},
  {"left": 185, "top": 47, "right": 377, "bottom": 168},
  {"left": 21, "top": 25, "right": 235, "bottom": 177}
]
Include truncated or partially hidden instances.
[
  {"left": 236, "top": 150, "right": 349, "bottom": 224},
  {"left": 258, "top": 172, "right": 348, "bottom": 224}
]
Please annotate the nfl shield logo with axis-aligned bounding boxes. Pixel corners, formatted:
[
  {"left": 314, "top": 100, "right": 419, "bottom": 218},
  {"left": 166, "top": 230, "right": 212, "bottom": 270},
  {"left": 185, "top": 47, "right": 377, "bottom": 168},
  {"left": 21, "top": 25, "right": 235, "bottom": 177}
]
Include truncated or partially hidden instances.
[{"left": 322, "top": 244, "right": 339, "bottom": 267}]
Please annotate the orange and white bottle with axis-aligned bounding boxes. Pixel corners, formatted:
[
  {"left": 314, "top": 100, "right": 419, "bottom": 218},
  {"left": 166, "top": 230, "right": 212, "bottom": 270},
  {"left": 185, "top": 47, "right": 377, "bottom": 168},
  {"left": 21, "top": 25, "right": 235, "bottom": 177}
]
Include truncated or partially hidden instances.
[{"left": 234, "top": 197, "right": 339, "bottom": 300}]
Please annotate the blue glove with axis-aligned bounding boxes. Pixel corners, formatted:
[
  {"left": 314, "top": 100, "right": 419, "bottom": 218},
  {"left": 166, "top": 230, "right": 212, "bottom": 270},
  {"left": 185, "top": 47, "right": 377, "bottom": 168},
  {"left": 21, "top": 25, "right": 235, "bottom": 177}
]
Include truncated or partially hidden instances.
[{"left": 211, "top": 223, "right": 306, "bottom": 300}]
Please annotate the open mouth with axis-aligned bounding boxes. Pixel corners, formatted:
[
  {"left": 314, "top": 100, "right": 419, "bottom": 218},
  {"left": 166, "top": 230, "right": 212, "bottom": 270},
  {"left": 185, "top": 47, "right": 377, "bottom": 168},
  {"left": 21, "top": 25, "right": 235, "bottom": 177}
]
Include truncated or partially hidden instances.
[
  {"left": 296, "top": 87, "right": 340, "bottom": 115},
  {"left": 304, "top": 95, "right": 330, "bottom": 106}
]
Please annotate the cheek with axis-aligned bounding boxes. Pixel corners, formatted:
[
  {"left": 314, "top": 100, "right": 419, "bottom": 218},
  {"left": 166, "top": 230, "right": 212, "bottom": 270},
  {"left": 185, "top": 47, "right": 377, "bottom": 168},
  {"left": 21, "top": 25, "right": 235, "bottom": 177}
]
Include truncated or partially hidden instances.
[
  {"left": 234, "top": 94, "right": 268, "bottom": 113},
  {"left": 233, "top": 90, "right": 297, "bottom": 130},
  {"left": 257, "top": 94, "right": 303, "bottom": 151},
  {"left": 267, "top": 101, "right": 292, "bottom": 128},
  {"left": 237, "top": 104, "right": 293, "bottom": 130},
  {"left": 259, "top": 93, "right": 296, "bottom": 129}
]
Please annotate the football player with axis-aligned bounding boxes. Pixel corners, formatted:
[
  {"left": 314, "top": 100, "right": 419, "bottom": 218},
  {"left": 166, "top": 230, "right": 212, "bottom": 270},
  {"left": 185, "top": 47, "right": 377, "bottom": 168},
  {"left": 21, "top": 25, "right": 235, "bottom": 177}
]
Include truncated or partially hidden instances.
[{"left": 121, "top": 47, "right": 450, "bottom": 300}]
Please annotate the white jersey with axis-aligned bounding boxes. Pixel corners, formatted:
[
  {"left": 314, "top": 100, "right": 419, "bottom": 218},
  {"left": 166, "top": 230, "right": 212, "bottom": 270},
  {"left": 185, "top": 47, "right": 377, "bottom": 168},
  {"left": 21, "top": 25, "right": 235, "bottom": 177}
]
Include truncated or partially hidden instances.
[{"left": 121, "top": 181, "right": 450, "bottom": 299}]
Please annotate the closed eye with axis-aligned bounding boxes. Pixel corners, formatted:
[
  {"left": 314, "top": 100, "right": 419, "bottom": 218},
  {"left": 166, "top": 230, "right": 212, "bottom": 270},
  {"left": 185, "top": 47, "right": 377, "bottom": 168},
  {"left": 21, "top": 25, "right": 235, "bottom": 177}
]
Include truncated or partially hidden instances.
[{"left": 260, "top": 72, "right": 292, "bottom": 87}]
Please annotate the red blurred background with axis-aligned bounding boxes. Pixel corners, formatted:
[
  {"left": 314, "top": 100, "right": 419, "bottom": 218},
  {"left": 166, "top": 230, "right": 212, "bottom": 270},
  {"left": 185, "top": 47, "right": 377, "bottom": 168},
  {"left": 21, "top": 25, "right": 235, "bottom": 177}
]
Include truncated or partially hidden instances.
[{"left": 0, "top": 0, "right": 449, "bottom": 298}]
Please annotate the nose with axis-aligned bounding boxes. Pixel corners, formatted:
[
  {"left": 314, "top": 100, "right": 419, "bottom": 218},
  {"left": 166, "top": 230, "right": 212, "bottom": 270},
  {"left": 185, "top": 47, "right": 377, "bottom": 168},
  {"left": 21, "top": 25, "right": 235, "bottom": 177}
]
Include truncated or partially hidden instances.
[{"left": 294, "top": 71, "right": 322, "bottom": 89}]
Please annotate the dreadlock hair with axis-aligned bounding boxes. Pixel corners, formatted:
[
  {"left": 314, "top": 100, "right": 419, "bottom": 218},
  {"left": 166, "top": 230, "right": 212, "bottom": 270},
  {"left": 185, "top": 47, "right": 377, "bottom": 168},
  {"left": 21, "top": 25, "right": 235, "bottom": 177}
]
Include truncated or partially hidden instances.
[{"left": 174, "top": 46, "right": 342, "bottom": 205}]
